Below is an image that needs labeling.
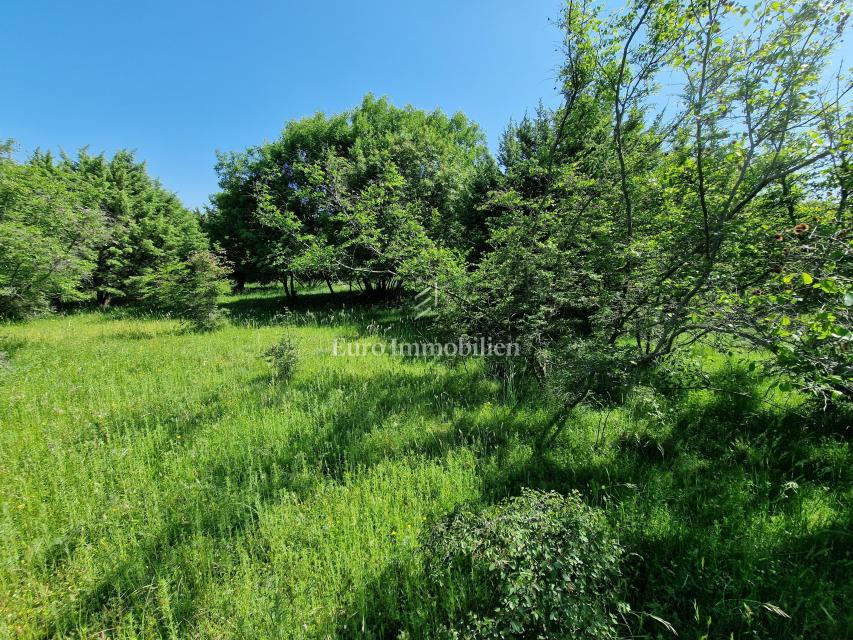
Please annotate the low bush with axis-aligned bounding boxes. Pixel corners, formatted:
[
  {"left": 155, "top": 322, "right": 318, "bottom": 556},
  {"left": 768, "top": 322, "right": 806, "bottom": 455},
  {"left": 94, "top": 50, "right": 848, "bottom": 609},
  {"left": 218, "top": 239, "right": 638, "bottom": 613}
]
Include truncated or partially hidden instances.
[
  {"left": 264, "top": 335, "right": 299, "bottom": 381},
  {"left": 134, "top": 250, "right": 230, "bottom": 331},
  {"left": 423, "top": 489, "right": 625, "bottom": 639}
]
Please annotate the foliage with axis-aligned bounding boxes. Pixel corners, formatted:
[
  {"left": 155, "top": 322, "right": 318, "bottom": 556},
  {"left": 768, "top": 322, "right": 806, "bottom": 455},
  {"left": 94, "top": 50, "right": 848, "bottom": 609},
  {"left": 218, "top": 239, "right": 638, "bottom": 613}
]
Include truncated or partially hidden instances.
[
  {"left": 208, "top": 94, "right": 495, "bottom": 296},
  {"left": 57, "top": 149, "right": 209, "bottom": 305},
  {"left": 713, "top": 213, "right": 852, "bottom": 398},
  {"left": 133, "top": 250, "right": 230, "bottom": 331},
  {"left": 263, "top": 334, "right": 299, "bottom": 380},
  {"left": 1, "top": 143, "right": 212, "bottom": 318},
  {"left": 0, "top": 144, "right": 106, "bottom": 318},
  {"left": 204, "top": 2, "right": 849, "bottom": 404},
  {"left": 423, "top": 489, "right": 625, "bottom": 639},
  {"left": 436, "top": 0, "right": 852, "bottom": 409}
]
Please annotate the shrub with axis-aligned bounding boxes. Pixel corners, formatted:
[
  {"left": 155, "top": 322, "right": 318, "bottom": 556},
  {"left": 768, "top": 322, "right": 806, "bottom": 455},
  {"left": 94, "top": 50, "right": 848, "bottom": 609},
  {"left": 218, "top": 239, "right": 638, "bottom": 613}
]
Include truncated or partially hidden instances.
[
  {"left": 263, "top": 335, "right": 299, "bottom": 381},
  {"left": 423, "top": 489, "right": 625, "bottom": 639},
  {"left": 134, "top": 250, "right": 230, "bottom": 331}
]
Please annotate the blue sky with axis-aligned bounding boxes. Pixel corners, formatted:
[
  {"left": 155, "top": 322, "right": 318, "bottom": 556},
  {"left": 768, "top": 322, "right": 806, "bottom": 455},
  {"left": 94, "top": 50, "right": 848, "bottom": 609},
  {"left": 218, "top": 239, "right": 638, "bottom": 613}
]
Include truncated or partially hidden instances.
[
  {"left": 1, "top": 0, "right": 566, "bottom": 209},
  {"left": 4, "top": 1, "right": 849, "bottom": 210}
]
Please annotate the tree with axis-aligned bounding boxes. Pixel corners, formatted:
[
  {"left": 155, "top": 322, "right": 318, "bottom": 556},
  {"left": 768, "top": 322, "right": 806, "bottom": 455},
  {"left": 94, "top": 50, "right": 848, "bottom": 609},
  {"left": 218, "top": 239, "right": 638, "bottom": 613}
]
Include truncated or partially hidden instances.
[
  {"left": 208, "top": 95, "right": 495, "bottom": 296},
  {"left": 133, "top": 250, "right": 231, "bottom": 331},
  {"left": 0, "top": 143, "right": 105, "bottom": 318},
  {"left": 442, "top": 0, "right": 851, "bottom": 422},
  {"left": 1, "top": 143, "right": 217, "bottom": 319},
  {"left": 60, "top": 149, "right": 209, "bottom": 306}
]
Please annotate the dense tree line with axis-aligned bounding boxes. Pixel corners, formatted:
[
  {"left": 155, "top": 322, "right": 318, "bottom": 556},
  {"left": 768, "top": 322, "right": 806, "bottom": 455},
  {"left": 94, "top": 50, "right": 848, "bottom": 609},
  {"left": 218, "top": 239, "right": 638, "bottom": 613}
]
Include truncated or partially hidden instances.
[
  {"left": 0, "top": 143, "right": 226, "bottom": 326},
  {"left": 208, "top": 0, "right": 850, "bottom": 403}
]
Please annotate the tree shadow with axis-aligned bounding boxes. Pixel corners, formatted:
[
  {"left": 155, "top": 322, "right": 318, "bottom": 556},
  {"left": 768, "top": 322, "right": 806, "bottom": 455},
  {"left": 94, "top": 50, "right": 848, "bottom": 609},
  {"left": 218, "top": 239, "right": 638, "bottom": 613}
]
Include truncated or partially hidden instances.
[
  {"left": 462, "top": 363, "right": 852, "bottom": 639},
  {"left": 253, "top": 363, "right": 519, "bottom": 480},
  {"left": 31, "top": 355, "right": 522, "bottom": 636},
  {"left": 0, "top": 334, "right": 27, "bottom": 356},
  {"left": 39, "top": 518, "right": 209, "bottom": 639},
  {"left": 25, "top": 307, "right": 851, "bottom": 639},
  {"left": 106, "top": 327, "right": 180, "bottom": 341},
  {"left": 220, "top": 288, "right": 391, "bottom": 328},
  {"left": 62, "top": 389, "right": 229, "bottom": 448},
  {"left": 331, "top": 553, "right": 429, "bottom": 639}
]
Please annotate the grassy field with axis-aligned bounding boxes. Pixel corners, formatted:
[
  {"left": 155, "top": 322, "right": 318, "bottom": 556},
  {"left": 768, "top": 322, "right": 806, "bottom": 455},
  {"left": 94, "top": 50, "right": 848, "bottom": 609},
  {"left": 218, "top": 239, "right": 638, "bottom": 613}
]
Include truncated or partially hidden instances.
[{"left": 1, "top": 288, "right": 850, "bottom": 639}]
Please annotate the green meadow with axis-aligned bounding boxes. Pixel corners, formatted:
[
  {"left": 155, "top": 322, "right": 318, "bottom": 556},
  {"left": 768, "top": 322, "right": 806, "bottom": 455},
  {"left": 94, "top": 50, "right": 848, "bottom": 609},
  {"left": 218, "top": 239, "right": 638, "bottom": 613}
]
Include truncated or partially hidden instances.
[{"left": 0, "top": 288, "right": 849, "bottom": 639}]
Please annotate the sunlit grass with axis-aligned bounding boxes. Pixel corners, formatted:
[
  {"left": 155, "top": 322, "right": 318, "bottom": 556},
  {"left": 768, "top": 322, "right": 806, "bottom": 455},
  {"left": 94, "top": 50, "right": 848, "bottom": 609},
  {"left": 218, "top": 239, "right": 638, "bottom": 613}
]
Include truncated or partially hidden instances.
[{"left": 0, "top": 289, "right": 849, "bottom": 638}]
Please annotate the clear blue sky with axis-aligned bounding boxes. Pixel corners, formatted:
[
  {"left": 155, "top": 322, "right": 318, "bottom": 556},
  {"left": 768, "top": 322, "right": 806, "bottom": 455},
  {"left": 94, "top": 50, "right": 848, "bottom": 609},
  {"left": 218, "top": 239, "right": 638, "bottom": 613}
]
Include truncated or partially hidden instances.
[{"left": 1, "top": 0, "right": 566, "bottom": 209}]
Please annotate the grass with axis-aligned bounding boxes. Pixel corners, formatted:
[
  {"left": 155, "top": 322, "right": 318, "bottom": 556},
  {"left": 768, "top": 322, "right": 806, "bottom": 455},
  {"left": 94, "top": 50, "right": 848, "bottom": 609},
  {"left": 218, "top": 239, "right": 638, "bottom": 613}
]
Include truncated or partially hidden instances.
[{"left": 0, "top": 287, "right": 850, "bottom": 639}]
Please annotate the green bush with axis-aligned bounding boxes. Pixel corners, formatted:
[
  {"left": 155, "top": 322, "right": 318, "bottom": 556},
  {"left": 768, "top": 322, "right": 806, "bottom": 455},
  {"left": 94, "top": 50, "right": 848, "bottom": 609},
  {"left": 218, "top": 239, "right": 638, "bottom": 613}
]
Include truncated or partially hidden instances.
[
  {"left": 134, "top": 250, "right": 230, "bottom": 331},
  {"left": 263, "top": 335, "right": 299, "bottom": 381},
  {"left": 423, "top": 489, "right": 625, "bottom": 639}
]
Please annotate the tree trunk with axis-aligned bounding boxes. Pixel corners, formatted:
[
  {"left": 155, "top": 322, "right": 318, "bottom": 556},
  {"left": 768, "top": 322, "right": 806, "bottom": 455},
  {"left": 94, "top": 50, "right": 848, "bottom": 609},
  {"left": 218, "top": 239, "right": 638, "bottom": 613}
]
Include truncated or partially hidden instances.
[{"left": 780, "top": 177, "right": 797, "bottom": 225}]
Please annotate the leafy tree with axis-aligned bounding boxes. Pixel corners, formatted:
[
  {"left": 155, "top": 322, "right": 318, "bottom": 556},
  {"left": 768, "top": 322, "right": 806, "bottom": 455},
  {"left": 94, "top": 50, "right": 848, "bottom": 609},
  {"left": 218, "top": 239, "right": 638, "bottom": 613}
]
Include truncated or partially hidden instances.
[
  {"left": 205, "top": 149, "right": 284, "bottom": 292},
  {"left": 209, "top": 95, "right": 495, "bottom": 296},
  {"left": 1, "top": 143, "right": 216, "bottom": 319},
  {"left": 60, "top": 149, "right": 209, "bottom": 305},
  {"left": 442, "top": 0, "right": 851, "bottom": 415},
  {"left": 0, "top": 143, "right": 105, "bottom": 318}
]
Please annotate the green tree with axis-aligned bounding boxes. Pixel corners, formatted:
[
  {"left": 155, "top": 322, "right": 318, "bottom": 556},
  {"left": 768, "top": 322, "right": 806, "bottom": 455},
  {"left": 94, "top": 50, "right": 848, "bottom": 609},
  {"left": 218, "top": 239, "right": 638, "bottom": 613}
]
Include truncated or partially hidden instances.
[
  {"left": 209, "top": 95, "right": 495, "bottom": 296},
  {"left": 61, "top": 149, "right": 209, "bottom": 305},
  {"left": 133, "top": 250, "right": 230, "bottom": 331},
  {"left": 445, "top": 0, "right": 851, "bottom": 421},
  {"left": 0, "top": 143, "right": 105, "bottom": 318}
]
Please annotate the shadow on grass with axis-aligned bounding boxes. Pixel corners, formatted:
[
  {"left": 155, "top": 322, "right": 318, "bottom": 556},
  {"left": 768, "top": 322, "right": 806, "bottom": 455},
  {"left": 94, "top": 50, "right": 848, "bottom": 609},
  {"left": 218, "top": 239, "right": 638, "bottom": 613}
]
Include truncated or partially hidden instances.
[
  {"left": 105, "top": 327, "right": 182, "bottom": 341},
  {"left": 0, "top": 334, "right": 28, "bottom": 356},
  {"left": 221, "top": 288, "right": 400, "bottom": 328},
  {"left": 31, "top": 354, "right": 502, "bottom": 635},
  {"left": 30, "top": 293, "right": 853, "bottom": 639},
  {"left": 463, "top": 363, "right": 853, "bottom": 639}
]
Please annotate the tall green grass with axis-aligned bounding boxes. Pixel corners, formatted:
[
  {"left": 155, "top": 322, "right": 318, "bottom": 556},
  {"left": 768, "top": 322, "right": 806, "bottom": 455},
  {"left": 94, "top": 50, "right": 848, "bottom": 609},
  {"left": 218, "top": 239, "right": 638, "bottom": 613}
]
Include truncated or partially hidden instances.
[{"left": 1, "top": 289, "right": 849, "bottom": 638}]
